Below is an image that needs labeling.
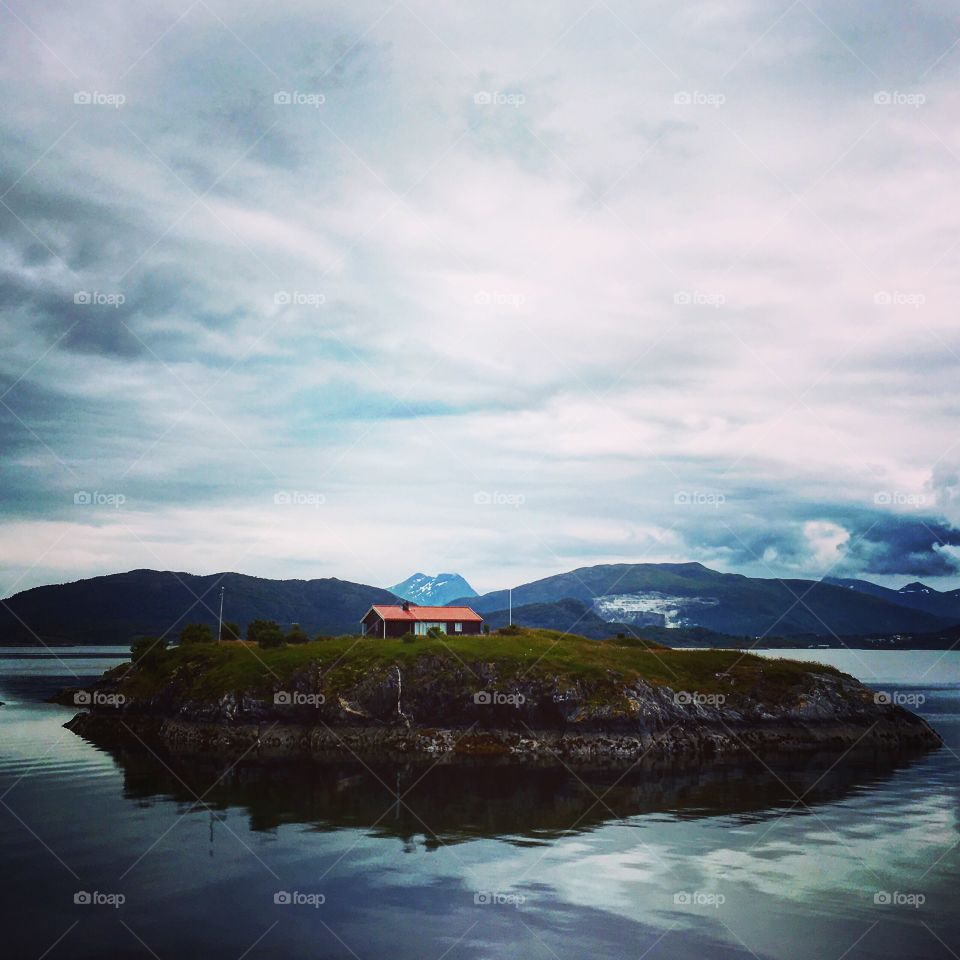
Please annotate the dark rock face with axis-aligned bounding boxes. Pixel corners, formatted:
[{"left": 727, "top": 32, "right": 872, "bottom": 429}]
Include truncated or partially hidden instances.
[{"left": 63, "top": 657, "right": 942, "bottom": 761}]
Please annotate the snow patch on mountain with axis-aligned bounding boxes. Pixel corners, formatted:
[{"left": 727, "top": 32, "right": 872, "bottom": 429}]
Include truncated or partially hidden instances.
[{"left": 592, "top": 592, "right": 720, "bottom": 628}]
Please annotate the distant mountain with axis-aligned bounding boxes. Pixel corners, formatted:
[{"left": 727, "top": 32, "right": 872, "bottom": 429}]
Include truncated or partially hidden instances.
[
  {"left": 458, "top": 562, "right": 957, "bottom": 638},
  {"left": 388, "top": 572, "right": 477, "bottom": 606},
  {"left": 824, "top": 576, "right": 960, "bottom": 622},
  {"left": 0, "top": 569, "right": 398, "bottom": 645}
]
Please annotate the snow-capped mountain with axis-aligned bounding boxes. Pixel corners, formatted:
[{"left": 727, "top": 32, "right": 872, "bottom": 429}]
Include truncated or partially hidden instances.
[{"left": 388, "top": 572, "right": 478, "bottom": 605}]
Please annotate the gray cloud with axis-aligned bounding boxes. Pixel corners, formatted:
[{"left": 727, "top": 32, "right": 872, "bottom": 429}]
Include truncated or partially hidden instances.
[{"left": 1, "top": 0, "right": 959, "bottom": 593}]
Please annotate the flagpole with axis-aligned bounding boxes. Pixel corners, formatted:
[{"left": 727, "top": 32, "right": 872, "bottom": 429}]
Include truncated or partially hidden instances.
[{"left": 217, "top": 586, "right": 224, "bottom": 643}]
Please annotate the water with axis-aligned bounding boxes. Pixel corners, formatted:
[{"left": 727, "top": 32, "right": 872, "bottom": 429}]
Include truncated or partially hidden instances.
[{"left": 0, "top": 647, "right": 957, "bottom": 959}]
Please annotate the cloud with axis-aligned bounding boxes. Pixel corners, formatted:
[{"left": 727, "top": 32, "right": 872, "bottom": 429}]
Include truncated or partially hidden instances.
[{"left": 1, "top": 0, "right": 959, "bottom": 593}]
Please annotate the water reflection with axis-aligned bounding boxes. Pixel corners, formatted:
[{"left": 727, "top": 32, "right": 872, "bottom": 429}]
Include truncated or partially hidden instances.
[{"left": 81, "top": 731, "right": 939, "bottom": 844}]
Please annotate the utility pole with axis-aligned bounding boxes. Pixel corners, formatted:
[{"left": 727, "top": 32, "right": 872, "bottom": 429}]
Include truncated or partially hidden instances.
[{"left": 217, "top": 586, "right": 224, "bottom": 643}]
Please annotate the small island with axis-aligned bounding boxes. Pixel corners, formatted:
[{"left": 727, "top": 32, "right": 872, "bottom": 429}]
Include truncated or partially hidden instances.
[{"left": 61, "top": 628, "right": 942, "bottom": 760}]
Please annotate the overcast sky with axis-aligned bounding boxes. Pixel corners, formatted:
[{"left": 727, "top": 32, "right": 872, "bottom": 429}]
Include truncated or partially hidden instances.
[{"left": 1, "top": 0, "right": 959, "bottom": 596}]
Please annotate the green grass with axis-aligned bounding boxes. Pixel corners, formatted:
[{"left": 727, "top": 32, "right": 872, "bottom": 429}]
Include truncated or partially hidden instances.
[{"left": 116, "top": 628, "right": 845, "bottom": 706}]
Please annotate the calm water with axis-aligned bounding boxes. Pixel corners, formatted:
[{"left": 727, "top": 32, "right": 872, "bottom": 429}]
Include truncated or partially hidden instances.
[{"left": 0, "top": 646, "right": 957, "bottom": 959}]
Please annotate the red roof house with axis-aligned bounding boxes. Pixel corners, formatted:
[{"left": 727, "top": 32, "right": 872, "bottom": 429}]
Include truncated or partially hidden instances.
[{"left": 360, "top": 601, "right": 484, "bottom": 638}]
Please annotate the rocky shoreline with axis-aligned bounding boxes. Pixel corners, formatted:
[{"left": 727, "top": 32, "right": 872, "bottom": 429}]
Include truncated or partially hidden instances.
[{"left": 59, "top": 651, "right": 943, "bottom": 761}]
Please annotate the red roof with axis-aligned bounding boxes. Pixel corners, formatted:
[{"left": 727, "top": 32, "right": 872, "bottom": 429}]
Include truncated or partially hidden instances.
[{"left": 368, "top": 605, "right": 483, "bottom": 622}]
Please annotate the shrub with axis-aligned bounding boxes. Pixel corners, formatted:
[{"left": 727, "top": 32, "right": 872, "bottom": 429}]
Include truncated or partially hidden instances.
[
  {"left": 221, "top": 621, "right": 242, "bottom": 642},
  {"left": 179, "top": 623, "right": 214, "bottom": 645},
  {"left": 131, "top": 636, "right": 167, "bottom": 667},
  {"left": 425, "top": 626, "right": 445, "bottom": 640},
  {"left": 286, "top": 626, "right": 310, "bottom": 644},
  {"left": 248, "top": 619, "right": 285, "bottom": 649},
  {"left": 400, "top": 633, "right": 417, "bottom": 644},
  {"left": 482, "top": 624, "right": 490, "bottom": 635},
  {"left": 258, "top": 628, "right": 285, "bottom": 649}
]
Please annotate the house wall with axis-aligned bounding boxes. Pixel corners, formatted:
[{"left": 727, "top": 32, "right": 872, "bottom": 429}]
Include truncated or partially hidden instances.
[{"left": 360, "top": 612, "right": 483, "bottom": 637}]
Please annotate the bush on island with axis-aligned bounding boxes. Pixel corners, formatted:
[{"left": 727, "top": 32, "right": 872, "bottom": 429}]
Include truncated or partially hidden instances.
[
  {"left": 179, "top": 623, "right": 214, "bottom": 645},
  {"left": 248, "top": 619, "right": 285, "bottom": 649}
]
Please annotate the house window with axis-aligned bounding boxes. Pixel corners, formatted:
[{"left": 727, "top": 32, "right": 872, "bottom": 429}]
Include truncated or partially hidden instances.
[{"left": 454, "top": 622, "right": 463, "bottom": 633}]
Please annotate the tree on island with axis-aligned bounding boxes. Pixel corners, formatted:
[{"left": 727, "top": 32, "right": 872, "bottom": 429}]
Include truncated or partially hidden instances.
[
  {"left": 131, "top": 636, "right": 168, "bottom": 667},
  {"left": 286, "top": 624, "right": 310, "bottom": 644},
  {"left": 248, "top": 619, "right": 284, "bottom": 648},
  {"left": 179, "top": 622, "right": 214, "bottom": 645},
  {"left": 221, "top": 620, "right": 241, "bottom": 642}
]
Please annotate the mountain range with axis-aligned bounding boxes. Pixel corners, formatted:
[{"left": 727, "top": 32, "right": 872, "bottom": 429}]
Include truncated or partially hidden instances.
[
  {"left": 0, "top": 569, "right": 396, "bottom": 645},
  {"left": 2, "top": 562, "right": 959, "bottom": 646},
  {"left": 453, "top": 562, "right": 960, "bottom": 638}
]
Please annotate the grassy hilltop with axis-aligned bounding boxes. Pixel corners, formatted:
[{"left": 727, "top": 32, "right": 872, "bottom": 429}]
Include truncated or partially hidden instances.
[{"left": 116, "top": 627, "right": 843, "bottom": 707}]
